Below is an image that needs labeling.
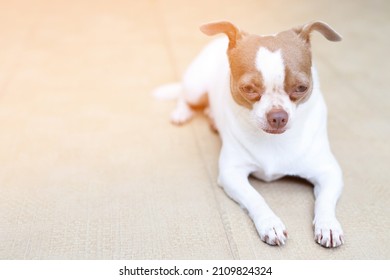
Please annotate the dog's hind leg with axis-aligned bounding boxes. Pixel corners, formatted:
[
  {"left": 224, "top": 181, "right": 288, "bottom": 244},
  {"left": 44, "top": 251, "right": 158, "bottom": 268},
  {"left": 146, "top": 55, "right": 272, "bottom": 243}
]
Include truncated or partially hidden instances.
[
  {"left": 169, "top": 65, "right": 211, "bottom": 125},
  {"left": 170, "top": 38, "right": 227, "bottom": 125},
  {"left": 170, "top": 95, "right": 196, "bottom": 125},
  {"left": 169, "top": 86, "right": 208, "bottom": 125},
  {"left": 153, "top": 81, "right": 203, "bottom": 125}
]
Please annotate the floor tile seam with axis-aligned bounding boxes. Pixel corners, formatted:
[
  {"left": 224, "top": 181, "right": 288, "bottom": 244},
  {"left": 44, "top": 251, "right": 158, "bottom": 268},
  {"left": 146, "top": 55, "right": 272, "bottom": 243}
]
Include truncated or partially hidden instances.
[
  {"left": 150, "top": 1, "right": 238, "bottom": 259},
  {"left": 190, "top": 124, "right": 241, "bottom": 260}
]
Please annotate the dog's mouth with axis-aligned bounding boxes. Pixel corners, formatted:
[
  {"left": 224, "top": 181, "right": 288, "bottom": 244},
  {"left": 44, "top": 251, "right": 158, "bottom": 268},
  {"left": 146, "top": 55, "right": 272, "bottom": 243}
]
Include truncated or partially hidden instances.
[{"left": 263, "top": 128, "right": 287, "bottom": 135}]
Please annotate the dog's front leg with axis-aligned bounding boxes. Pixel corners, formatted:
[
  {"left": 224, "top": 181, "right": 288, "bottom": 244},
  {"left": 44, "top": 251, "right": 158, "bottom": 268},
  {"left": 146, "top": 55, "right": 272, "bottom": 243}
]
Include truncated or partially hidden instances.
[
  {"left": 218, "top": 165, "right": 288, "bottom": 246},
  {"left": 312, "top": 164, "right": 345, "bottom": 248}
]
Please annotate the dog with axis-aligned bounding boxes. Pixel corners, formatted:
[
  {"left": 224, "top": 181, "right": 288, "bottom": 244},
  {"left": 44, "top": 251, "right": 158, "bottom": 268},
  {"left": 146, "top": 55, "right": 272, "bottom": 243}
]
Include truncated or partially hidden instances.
[{"left": 154, "top": 21, "right": 344, "bottom": 248}]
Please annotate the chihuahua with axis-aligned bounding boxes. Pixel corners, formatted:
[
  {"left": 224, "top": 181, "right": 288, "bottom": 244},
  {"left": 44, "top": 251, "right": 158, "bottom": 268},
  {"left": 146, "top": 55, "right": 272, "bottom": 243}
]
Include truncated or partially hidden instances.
[{"left": 154, "top": 21, "right": 344, "bottom": 248}]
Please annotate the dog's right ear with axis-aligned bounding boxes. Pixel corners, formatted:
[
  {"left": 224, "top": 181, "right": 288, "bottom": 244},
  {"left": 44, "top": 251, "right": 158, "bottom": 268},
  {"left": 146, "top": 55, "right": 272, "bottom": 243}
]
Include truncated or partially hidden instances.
[{"left": 200, "top": 21, "right": 243, "bottom": 48}]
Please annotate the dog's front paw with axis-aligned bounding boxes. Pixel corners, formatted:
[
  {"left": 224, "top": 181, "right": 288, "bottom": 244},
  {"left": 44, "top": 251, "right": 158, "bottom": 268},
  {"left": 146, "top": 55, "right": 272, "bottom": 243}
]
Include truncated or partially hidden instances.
[
  {"left": 254, "top": 215, "right": 288, "bottom": 246},
  {"left": 313, "top": 216, "right": 344, "bottom": 248}
]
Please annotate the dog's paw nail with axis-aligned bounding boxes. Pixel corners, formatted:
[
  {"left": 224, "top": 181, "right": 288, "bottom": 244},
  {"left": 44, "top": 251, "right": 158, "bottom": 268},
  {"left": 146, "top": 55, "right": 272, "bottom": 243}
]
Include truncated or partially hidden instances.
[
  {"left": 315, "top": 234, "right": 322, "bottom": 243},
  {"left": 255, "top": 216, "right": 287, "bottom": 246},
  {"left": 314, "top": 217, "right": 344, "bottom": 248},
  {"left": 329, "top": 229, "right": 334, "bottom": 247},
  {"left": 283, "top": 230, "right": 288, "bottom": 238}
]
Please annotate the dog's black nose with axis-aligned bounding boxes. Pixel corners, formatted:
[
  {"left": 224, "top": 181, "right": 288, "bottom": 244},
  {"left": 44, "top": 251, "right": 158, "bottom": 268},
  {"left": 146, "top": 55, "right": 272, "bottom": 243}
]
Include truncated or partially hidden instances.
[{"left": 267, "top": 109, "right": 288, "bottom": 129}]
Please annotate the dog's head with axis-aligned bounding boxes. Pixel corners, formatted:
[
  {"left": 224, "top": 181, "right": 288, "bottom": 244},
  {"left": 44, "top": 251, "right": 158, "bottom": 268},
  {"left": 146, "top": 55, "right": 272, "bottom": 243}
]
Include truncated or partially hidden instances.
[{"left": 200, "top": 21, "right": 341, "bottom": 134}]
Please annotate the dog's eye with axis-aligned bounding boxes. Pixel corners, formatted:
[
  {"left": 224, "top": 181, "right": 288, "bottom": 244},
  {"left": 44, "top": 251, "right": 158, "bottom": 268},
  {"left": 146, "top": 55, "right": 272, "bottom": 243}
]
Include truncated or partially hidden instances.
[
  {"left": 240, "top": 84, "right": 260, "bottom": 101},
  {"left": 242, "top": 84, "right": 256, "bottom": 93},
  {"left": 295, "top": 85, "right": 308, "bottom": 93}
]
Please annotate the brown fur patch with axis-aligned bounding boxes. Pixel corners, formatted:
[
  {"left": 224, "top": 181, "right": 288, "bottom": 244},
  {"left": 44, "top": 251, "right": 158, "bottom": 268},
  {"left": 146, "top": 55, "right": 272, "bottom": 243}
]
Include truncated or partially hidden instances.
[
  {"left": 228, "top": 29, "right": 314, "bottom": 108},
  {"left": 188, "top": 93, "right": 209, "bottom": 110},
  {"left": 200, "top": 21, "right": 341, "bottom": 109}
]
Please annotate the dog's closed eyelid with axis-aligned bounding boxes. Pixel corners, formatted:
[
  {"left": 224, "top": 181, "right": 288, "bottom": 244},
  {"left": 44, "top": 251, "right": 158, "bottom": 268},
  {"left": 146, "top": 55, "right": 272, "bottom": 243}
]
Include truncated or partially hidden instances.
[
  {"left": 239, "top": 83, "right": 262, "bottom": 101},
  {"left": 294, "top": 85, "right": 308, "bottom": 93},
  {"left": 288, "top": 83, "right": 311, "bottom": 103},
  {"left": 286, "top": 79, "right": 310, "bottom": 93},
  {"left": 240, "top": 84, "right": 256, "bottom": 93},
  {"left": 239, "top": 80, "right": 262, "bottom": 92}
]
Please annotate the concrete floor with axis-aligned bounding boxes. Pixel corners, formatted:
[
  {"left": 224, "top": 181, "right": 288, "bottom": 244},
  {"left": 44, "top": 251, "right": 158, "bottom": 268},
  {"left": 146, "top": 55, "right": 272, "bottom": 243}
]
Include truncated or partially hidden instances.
[{"left": 0, "top": 0, "right": 389, "bottom": 259}]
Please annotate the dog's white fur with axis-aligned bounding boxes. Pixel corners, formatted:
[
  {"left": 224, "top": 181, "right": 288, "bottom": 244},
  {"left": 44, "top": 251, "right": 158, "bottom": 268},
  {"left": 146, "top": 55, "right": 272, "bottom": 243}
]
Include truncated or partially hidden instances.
[{"left": 154, "top": 22, "right": 344, "bottom": 247}]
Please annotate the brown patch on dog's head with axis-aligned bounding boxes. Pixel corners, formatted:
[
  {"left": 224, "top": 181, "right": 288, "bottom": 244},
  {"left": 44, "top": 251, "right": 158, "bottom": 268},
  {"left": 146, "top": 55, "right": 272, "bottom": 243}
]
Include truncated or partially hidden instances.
[
  {"left": 200, "top": 21, "right": 341, "bottom": 134},
  {"left": 200, "top": 21, "right": 257, "bottom": 108},
  {"left": 200, "top": 21, "right": 341, "bottom": 107}
]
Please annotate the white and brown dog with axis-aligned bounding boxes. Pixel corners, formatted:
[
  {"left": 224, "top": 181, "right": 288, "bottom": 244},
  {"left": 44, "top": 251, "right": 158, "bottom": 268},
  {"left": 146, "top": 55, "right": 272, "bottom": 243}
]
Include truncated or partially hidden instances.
[{"left": 154, "top": 21, "right": 344, "bottom": 248}]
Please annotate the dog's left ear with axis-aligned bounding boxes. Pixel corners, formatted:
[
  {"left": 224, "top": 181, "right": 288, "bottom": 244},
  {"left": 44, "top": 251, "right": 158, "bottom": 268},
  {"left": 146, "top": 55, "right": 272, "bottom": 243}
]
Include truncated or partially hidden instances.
[
  {"left": 295, "top": 21, "right": 342, "bottom": 43},
  {"left": 200, "top": 21, "right": 245, "bottom": 49}
]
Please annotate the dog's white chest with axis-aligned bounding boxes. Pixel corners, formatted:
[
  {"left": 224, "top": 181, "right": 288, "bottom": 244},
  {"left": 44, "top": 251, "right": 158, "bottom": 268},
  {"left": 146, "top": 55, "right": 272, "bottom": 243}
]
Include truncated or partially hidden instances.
[
  {"left": 241, "top": 133, "right": 300, "bottom": 181},
  {"left": 251, "top": 167, "right": 285, "bottom": 182}
]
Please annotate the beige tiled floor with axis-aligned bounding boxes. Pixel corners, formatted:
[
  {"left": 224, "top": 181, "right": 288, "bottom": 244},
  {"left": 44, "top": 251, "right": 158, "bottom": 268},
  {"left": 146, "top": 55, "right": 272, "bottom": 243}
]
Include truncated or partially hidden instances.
[{"left": 0, "top": 0, "right": 389, "bottom": 259}]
